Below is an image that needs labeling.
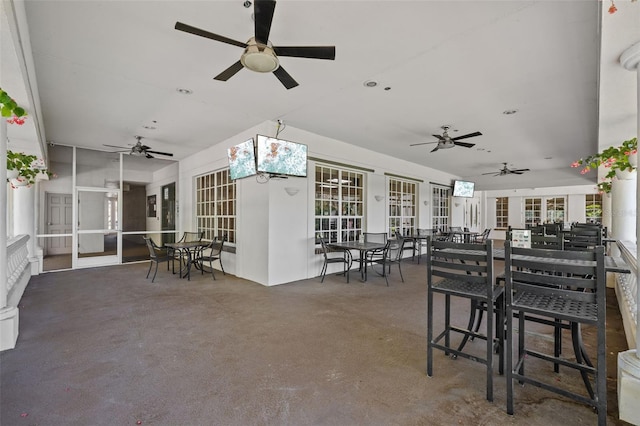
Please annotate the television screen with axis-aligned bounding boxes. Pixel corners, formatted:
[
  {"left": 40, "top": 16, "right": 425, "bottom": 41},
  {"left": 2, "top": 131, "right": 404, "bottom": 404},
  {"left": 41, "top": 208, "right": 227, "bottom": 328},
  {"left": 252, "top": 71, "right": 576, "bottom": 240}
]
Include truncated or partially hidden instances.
[
  {"left": 256, "top": 135, "right": 307, "bottom": 177},
  {"left": 453, "top": 180, "right": 475, "bottom": 197},
  {"left": 227, "top": 138, "right": 257, "bottom": 180}
]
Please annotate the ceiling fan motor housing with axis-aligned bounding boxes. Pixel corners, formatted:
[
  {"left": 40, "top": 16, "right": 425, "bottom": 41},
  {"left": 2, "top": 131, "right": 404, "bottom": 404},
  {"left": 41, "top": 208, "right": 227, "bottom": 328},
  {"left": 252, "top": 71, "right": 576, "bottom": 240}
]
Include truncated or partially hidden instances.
[{"left": 241, "top": 38, "right": 279, "bottom": 72}]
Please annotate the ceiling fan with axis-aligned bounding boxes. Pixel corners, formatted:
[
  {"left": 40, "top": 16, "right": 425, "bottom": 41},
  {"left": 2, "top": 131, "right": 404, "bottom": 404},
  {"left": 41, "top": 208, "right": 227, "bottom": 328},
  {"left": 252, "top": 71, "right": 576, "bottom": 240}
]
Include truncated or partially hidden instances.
[
  {"left": 409, "top": 125, "right": 482, "bottom": 152},
  {"left": 174, "top": 0, "right": 336, "bottom": 89},
  {"left": 483, "top": 162, "right": 530, "bottom": 177},
  {"left": 104, "top": 136, "right": 173, "bottom": 159}
]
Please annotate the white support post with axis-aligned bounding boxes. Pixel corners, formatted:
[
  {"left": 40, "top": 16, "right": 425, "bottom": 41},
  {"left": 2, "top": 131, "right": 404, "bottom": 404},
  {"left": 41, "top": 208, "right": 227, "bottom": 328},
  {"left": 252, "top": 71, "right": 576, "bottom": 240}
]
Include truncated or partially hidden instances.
[{"left": 617, "top": 39, "right": 640, "bottom": 426}]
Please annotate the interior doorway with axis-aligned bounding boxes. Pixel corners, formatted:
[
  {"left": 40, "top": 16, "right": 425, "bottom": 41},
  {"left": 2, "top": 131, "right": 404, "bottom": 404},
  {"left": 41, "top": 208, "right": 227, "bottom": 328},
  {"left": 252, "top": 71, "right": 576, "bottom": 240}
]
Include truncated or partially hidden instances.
[{"left": 161, "top": 182, "right": 176, "bottom": 245}]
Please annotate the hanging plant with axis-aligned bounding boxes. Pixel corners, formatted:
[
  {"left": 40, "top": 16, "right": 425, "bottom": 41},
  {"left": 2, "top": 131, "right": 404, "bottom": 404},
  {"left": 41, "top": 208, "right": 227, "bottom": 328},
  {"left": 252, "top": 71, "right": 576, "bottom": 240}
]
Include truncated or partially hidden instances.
[
  {"left": 6, "top": 150, "right": 53, "bottom": 188},
  {"left": 0, "top": 87, "right": 27, "bottom": 119},
  {"left": 571, "top": 138, "right": 637, "bottom": 194}
]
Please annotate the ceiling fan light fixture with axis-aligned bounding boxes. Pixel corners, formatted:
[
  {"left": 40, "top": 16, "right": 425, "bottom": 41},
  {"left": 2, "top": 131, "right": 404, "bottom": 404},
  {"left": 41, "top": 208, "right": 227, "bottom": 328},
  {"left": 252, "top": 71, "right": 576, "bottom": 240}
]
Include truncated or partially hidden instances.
[{"left": 241, "top": 38, "right": 279, "bottom": 73}]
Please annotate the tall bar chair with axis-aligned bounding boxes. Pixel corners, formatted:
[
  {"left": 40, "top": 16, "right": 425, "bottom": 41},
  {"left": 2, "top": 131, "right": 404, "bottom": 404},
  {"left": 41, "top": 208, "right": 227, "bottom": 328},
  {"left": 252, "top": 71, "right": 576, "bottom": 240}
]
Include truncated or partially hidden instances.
[
  {"left": 426, "top": 237, "right": 504, "bottom": 402},
  {"left": 504, "top": 241, "right": 607, "bottom": 425}
]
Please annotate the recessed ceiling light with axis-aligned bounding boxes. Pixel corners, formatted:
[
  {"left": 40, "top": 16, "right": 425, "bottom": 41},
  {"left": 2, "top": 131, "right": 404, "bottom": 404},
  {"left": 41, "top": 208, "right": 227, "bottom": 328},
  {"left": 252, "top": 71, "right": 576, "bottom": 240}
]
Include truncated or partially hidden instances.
[
  {"left": 142, "top": 125, "right": 157, "bottom": 130},
  {"left": 384, "top": 86, "right": 391, "bottom": 91},
  {"left": 503, "top": 109, "right": 518, "bottom": 115},
  {"left": 363, "top": 80, "right": 377, "bottom": 87},
  {"left": 544, "top": 156, "right": 553, "bottom": 160},
  {"left": 176, "top": 88, "right": 193, "bottom": 95}
]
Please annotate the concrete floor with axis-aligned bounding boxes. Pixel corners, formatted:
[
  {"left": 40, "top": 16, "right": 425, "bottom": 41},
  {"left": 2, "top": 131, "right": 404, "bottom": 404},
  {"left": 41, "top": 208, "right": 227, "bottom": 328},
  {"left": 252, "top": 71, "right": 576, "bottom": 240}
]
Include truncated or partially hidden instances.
[{"left": 0, "top": 257, "right": 631, "bottom": 425}]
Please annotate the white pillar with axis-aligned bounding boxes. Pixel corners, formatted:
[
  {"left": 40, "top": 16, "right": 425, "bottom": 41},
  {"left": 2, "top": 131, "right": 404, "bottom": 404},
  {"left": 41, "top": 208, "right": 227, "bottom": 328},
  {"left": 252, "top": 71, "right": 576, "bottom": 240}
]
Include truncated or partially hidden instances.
[
  {"left": 1, "top": 119, "right": 8, "bottom": 308},
  {"left": 611, "top": 177, "right": 637, "bottom": 242},
  {"left": 617, "top": 39, "right": 640, "bottom": 426}
]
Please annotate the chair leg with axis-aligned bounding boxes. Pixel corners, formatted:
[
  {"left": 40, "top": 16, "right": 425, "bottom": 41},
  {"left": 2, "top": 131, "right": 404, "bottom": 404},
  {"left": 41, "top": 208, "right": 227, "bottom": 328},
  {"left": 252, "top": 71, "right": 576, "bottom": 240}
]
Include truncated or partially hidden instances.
[
  {"left": 320, "top": 261, "right": 327, "bottom": 283},
  {"left": 571, "top": 322, "right": 594, "bottom": 399},
  {"left": 151, "top": 261, "right": 158, "bottom": 283},
  {"left": 485, "top": 295, "right": 494, "bottom": 402},
  {"left": 210, "top": 259, "right": 216, "bottom": 280},
  {"left": 427, "top": 285, "right": 434, "bottom": 376},
  {"left": 506, "top": 304, "right": 514, "bottom": 416},
  {"left": 146, "top": 260, "right": 153, "bottom": 279}
]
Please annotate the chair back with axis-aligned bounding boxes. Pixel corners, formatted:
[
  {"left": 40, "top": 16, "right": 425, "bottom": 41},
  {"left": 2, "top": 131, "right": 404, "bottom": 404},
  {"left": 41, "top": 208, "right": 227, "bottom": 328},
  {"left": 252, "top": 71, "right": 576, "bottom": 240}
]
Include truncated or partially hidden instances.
[
  {"left": 393, "top": 231, "right": 415, "bottom": 258},
  {"left": 474, "top": 228, "right": 491, "bottom": 243},
  {"left": 143, "top": 236, "right": 161, "bottom": 260},
  {"left": 426, "top": 237, "right": 495, "bottom": 293},
  {"left": 318, "top": 235, "right": 333, "bottom": 260},
  {"left": 417, "top": 228, "right": 435, "bottom": 236},
  {"left": 364, "top": 232, "right": 387, "bottom": 244},
  {"left": 504, "top": 241, "right": 605, "bottom": 323},
  {"left": 563, "top": 227, "right": 602, "bottom": 251},
  {"left": 531, "top": 233, "right": 564, "bottom": 250},
  {"left": 182, "top": 231, "right": 204, "bottom": 243}
]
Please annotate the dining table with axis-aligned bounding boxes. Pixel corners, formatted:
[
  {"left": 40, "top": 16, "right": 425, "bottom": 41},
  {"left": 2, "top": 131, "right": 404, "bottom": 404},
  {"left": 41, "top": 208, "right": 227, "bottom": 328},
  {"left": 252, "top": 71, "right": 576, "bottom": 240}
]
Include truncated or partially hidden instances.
[
  {"left": 164, "top": 240, "right": 205, "bottom": 280},
  {"left": 327, "top": 240, "right": 387, "bottom": 282}
]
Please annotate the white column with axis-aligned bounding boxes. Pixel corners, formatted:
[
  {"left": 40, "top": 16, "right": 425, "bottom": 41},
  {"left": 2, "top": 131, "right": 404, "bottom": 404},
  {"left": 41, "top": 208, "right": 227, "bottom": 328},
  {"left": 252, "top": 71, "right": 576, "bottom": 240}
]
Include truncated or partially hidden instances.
[
  {"left": 617, "top": 40, "right": 640, "bottom": 426},
  {"left": 611, "top": 177, "right": 637, "bottom": 242},
  {"left": 1, "top": 119, "right": 8, "bottom": 308}
]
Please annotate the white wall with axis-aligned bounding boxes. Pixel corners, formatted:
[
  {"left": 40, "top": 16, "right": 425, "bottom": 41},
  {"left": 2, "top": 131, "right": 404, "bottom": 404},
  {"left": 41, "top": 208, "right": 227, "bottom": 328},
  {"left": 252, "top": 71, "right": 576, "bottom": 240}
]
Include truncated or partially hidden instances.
[
  {"left": 179, "top": 121, "right": 461, "bottom": 286},
  {"left": 485, "top": 184, "right": 599, "bottom": 239}
]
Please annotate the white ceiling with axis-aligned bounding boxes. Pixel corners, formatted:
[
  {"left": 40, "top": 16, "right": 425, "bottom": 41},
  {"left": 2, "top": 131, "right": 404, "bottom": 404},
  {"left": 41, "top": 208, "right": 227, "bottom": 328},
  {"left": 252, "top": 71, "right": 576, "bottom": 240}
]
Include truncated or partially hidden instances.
[{"left": 3, "top": 0, "right": 639, "bottom": 190}]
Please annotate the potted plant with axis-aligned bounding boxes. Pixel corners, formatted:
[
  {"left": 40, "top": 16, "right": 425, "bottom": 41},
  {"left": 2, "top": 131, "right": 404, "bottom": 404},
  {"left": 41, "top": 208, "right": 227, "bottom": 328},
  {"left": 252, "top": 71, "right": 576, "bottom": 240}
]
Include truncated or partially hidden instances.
[
  {"left": 6, "top": 150, "right": 52, "bottom": 188},
  {"left": 572, "top": 137, "right": 637, "bottom": 182}
]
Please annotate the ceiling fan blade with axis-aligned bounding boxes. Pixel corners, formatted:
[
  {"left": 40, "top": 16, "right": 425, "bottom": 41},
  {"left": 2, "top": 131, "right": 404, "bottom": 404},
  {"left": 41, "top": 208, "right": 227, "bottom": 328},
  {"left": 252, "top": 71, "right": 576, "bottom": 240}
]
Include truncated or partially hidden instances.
[
  {"left": 509, "top": 171, "right": 524, "bottom": 174},
  {"left": 409, "top": 141, "right": 438, "bottom": 146},
  {"left": 453, "top": 141, "right": 475, "bottom": 148},
  {"left": 432, "top": 134, "right": 446, "bottom": 141},
  {"left": 273, "top": 46, "right": 336, "bottom": 60},
  {"left": 452, "top": 131, "right": 482, "bottom": 141},
  {"left": 140, "top": 145, "right": 151, "bottom": 151},
  {"left": 511, "top": 168, "right": 530, "bottom": 173},
  {"left": 254, "top": 0, "right": 276, "bottom": 45},
  {"left": 146, "top": 150, "right": 174, "bottom": 157},
  {"left": 103, "top": 144, "right": 130, "bottom": 150},
  {"left": 214, "top": 60, "right": 245, "bottom": 81},
  {"left": 430, "top": 145, "right": 440, "bottom": 153},
  {"left": 145, "top": 153, "right": 154, "bottom": 159},
  {"left": 175, "top": 22, "right": 247, "bottom": 49},
  {"left": 481, "top": 171, "right": 498, "bottom": 175},
  {"left": 273, "top": 66, "right": 298, "bottom": 89}
]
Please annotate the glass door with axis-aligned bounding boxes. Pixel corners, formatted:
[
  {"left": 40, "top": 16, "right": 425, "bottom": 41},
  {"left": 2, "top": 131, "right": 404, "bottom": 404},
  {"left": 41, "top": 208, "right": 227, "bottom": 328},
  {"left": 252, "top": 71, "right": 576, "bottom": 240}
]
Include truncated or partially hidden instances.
[{"left": 75, "top": 188, "right": 120, "bottom": 268}]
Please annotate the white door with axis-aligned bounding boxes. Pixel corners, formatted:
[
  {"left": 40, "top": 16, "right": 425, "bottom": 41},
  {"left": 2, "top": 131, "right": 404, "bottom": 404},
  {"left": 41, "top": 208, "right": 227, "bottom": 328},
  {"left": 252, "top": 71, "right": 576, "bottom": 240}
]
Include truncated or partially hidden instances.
[{"left": 46, "top": 192, "right": 72, "bottom": 255}]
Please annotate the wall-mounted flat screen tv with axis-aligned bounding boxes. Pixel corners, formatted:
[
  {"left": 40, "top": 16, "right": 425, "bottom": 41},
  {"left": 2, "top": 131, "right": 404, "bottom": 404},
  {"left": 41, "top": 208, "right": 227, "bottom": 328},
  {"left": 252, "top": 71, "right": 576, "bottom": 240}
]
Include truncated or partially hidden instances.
[
  {"left": 227, "top": 138, "right": 257, "bottom": 180},
  {"left": 452, "top": 180, "right": 475, "bottom": 197},
  {"left": 256, "top": 134, "right": 307, "bottom": 177}
]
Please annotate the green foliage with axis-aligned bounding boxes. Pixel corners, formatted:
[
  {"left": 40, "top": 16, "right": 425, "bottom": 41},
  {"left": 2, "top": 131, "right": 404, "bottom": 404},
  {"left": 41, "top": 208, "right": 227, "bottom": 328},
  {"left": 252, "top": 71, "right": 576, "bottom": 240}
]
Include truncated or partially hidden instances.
[
  {"left": 0, "top": 88, "right": 27, "bottom": 118},
  {"left": 6, "top": 150, "right": 49, "bottom": 186}
]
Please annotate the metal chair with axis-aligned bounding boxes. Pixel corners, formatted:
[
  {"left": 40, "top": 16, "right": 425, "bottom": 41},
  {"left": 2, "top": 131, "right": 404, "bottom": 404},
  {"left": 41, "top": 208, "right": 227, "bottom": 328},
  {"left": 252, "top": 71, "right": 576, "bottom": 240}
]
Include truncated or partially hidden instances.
[
  {"left": 504, "top": 241, "right": 607, "bottom": 425},
  {"left": 170, "top": 231, "right": 204, "bottom": 273},
  {"left": 143, "top": 236, "right": 171, "bottom": 283},
  {"left": 193, "top": 235, "right": 226, "bottom": 280},
  {"left": 426, "top": 237, "right": 504, "bottom": 402},
  {"left": 394, "top": 229, "right": 416, "bottom": 261},
  {"left": 366, "top": 239, "right": 405, "bottom": 285},
  {"left": 318, "top": 235, "right": 352, "bottom": 283}
]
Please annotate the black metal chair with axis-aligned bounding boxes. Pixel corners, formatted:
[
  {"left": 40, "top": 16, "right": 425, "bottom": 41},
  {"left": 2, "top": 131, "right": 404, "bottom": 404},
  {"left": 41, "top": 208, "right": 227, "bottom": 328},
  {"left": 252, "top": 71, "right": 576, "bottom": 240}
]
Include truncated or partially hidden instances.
[
  {"left": 504, "top": 241, "right": 607, "bottom": 425},
  {"left": 318, "top": 235, "right": 352, "bottom": 283},
  {"left": 143, "top": 236, "right": 171, "bottom": 283},
  {"left": 564, "top": 226, "right": 603, "bottom": 251},
  {"left": 426, "top": 237, "right": 504, "bottom": 402},
  {"left": 472, "top": 228, "right": 491, "bottom": 244},
  {"left": 365, "top": 239, "right": 405, "bottom": 285},
  {"left": 193, "top": 235, "right": 226, "bottom": 280},
  {"left": 394, "top": 229, "right": 416, "bottom": 261},
  {"left": 170, "top": 231, "right": 204, "bottom": 273}
]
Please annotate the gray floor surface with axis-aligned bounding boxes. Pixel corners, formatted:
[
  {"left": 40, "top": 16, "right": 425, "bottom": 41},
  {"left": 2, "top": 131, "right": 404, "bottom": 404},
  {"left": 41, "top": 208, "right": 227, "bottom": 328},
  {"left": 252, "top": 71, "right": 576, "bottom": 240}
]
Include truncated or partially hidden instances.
[{"left": 0, "top": 256, "right": 631, "bottom": 425}]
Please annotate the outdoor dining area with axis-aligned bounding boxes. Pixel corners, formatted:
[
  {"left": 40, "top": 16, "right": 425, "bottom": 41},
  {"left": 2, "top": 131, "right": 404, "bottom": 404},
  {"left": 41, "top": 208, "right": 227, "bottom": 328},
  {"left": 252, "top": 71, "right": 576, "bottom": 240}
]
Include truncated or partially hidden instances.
[
  {"left": 143, "top": 231, "right": 226, "bottom": 282},
  {"left": 316, "top": 221, "right": 627, "bottom": 425}
]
